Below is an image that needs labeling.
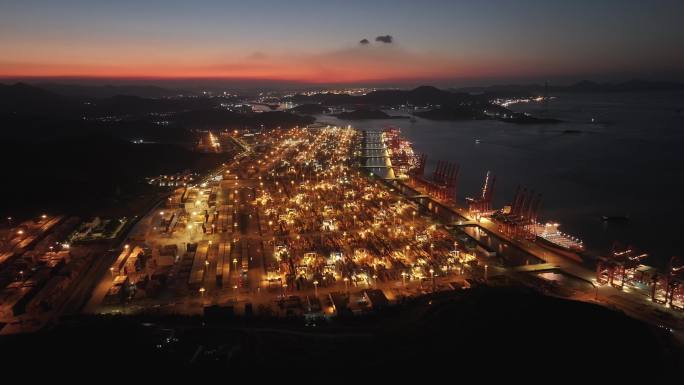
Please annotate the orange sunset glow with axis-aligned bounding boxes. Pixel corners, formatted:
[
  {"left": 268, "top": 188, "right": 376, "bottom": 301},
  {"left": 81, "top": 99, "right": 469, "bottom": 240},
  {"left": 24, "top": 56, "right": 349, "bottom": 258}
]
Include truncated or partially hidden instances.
[{"left": 0, "top": 46, "right": 516, "bottom": 84}]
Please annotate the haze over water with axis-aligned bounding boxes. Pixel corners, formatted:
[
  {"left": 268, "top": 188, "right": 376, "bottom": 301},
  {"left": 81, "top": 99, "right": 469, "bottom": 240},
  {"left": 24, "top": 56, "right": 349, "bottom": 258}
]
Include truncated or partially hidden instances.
[{"left": 324, "top": 91, "right": 684, "bottom": 267}]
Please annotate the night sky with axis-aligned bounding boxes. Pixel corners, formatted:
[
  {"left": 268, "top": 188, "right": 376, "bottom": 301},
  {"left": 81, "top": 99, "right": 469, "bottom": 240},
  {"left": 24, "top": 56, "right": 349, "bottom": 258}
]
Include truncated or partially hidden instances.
[{"left": 1, "top": 0, "right": 683, "bottom": 86}]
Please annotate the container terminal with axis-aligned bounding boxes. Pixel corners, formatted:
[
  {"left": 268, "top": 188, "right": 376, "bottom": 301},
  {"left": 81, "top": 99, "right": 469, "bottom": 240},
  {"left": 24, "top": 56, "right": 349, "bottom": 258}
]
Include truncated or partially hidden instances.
[{"left": 0, "top": 125, "right": 681, "bottom": 337}]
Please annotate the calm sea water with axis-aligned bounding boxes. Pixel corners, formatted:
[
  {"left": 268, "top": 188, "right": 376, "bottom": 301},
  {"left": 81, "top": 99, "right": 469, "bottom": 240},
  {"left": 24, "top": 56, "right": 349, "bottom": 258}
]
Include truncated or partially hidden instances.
[{"left": 320, "top": 91, "right": 684, "bottom": 267}]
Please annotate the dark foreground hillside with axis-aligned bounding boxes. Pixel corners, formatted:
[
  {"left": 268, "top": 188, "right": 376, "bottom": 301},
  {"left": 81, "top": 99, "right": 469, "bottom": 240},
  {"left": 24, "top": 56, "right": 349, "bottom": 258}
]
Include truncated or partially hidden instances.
[
  {"left": 0, "top": 83, "right": 314, "bottom": 218},
  {"left": 0, "top": 133, "right": 226, "bottom": 216},
  {"left": 0, "top": 287, "right": 680, "bottom": 381}
]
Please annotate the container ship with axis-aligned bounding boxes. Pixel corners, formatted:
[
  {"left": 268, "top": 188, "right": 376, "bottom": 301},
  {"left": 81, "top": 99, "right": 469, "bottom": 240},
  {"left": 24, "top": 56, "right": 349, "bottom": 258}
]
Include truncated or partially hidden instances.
[
  {"left": 382, "top": 127, "right": 420, "bottom": 178},
  {"left": 533, "top": 222, "right": 584, "bottom": 252}
]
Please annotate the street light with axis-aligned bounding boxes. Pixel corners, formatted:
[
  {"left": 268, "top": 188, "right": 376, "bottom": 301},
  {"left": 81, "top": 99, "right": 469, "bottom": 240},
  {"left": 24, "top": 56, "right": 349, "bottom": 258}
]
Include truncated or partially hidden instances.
[
  {"left": 401, "top": 271, "right": 407, "bottom": 287},
  {"left": 429, "top": 268, "right": 435, "bottom": 292},
  {"left": 591, "top": 282, "right": 599, "bottom": 300},
  {"left": 313, "top": 280, "right": 319, "bottom": 297}
]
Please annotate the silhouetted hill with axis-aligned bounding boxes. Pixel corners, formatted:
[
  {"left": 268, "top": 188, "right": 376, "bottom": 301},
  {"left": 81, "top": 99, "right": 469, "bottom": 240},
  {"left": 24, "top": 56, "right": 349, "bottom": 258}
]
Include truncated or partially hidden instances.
[
  {"left": 289, "top": 86, "right": 505, "bottom": 121},
  {"left": 294, "top": 84, "right": 566, "bottom": 122},
  {"left": 291, "top": 92, "right": 356, "bottom": 105},
  {"left": 288, "top": 103, "right": 330, "bottom": 114},
  {"left": 86, "top": 94, "right": 221, "bottom": 116},
  {"left": 0, "top": 82, "right": 80, "bottom": 116},
  {"left": 0, "top": 113, "right": 196, "bottom": 144},
  {"left": 334, "top": 109, "right": 409, "bottom": 120},
  {"left": 0, "top": 133, "right": 224, "bottom": 215},
  {"left": 0, "top": 83, "right": 213, "bottom": 117},
  {"left": 0, "top": 83, "right": 243, "bottom": 118},
  {"left": 37, "top": 83, "right": 190, "bottom": 98},
  {"left": 0, "top": 83, "right": 315, "bottom": 215},
  {"left": 357, "top": 85, "right": 460, "bottom": 105},
  {"left": 563, "top": 79, "right": 684, "bottom": 92},
  {"left": 455, "top": 79, "right": 684, "bottom": 97},
  {"left": 606, "top": 79, "right": 684, "bottom": 92},
  {"left": 292, "top": 85, "right": 478, "bottom": 107}
]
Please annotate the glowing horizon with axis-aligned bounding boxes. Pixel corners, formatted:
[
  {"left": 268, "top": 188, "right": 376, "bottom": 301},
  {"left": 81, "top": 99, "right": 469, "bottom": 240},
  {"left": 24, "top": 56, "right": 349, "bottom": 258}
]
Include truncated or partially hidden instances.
[
  {"left": 0, "top": 44, "right": 544, "bottom": 84},
  {"left": 2, "top": 1, "right": 684, "bottom": 85}
]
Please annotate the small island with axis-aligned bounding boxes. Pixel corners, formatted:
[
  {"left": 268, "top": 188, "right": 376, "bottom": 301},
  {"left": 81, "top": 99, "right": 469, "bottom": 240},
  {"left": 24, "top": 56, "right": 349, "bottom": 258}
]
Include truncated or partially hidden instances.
[
  {"left": 499, "top": 112, "right": 562, "bottom": 124},
  {"left": 414, "top": 105, "right": 485, "bottom": 120}
]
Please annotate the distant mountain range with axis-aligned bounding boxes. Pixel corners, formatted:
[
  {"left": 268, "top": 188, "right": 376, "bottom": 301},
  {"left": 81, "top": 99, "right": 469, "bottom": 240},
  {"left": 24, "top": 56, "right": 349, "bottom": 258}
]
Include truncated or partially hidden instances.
[
  {"left": 0, "top": 83, "right": 495, "bottom": 122},
  {"left": 0, "top": 82, "right": 226, "bottom": 117},
  {"left": 0, "top": 82, "right": 314, "bottom": 134},
  {"left": 453, "top": 79, "right": 684, "bottom": 97},
  {"left": 291, "top": 85, "right": 486, "bottom": 107},
  {"left": 0, "top": 82, "right": 77, "bottom": 115},
  {"left": 35, "top": 83, "right": 191, "bottom": 98},
  {"left": 4, "top": 80, "right": 681, "bottom": 123},
  {"left": 291, "top": 85, "right": 499, "bottom": 121}
]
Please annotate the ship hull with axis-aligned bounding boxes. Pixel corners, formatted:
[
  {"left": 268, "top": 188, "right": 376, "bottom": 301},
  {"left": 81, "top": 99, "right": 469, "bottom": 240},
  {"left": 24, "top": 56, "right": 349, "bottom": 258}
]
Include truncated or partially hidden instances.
[{"left": 536, "top": 236, "right": 584, "bottom": 263}]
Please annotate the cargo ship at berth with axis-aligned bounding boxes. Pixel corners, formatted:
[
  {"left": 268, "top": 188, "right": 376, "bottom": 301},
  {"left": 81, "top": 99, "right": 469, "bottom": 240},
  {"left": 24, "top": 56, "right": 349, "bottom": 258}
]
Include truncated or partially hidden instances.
[
  {"left": 533, "top": 221, "right": 584, "bottom": 251},
  {"left": 382, "top": 127, "right": 420, "bottom": 178}
]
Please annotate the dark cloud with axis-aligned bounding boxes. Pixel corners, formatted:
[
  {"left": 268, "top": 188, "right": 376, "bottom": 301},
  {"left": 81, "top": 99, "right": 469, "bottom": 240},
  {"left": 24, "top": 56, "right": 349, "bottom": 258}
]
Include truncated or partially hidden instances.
[
  {"left": 375, "top": 35, "right": 393, "bottom": 44},
  {"left": 359, "top": 38, "right": 370, "bottom": 45}
]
